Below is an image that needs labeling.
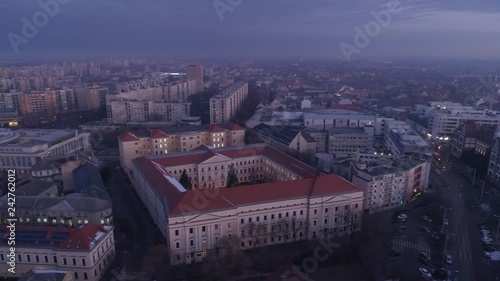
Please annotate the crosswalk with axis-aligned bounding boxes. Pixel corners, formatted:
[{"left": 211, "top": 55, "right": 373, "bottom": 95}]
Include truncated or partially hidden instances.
[{"left": 392, "top": 239, "right": 430, "bottom": 253}]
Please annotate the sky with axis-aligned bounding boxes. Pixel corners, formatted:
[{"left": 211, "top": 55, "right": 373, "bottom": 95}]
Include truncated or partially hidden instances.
[{"left": 1, "top": 0, "right": 500, "bottom": 61}]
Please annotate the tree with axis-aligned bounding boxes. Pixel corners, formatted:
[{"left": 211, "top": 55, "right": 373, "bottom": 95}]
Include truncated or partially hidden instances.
[
  {"left": 201, "top": 236, "right": 249, "bottom": 281},
  {"left": 226, "top": 163, "right": 238, "bottom": 187},
  {"left": 179, "top": 169, "right": 192, "bottom": 190},
  {"left": 344, "top": 208, "right": 361, "bottom": 242}
]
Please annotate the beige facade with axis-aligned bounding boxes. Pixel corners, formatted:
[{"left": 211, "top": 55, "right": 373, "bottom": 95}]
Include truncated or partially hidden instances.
[
  {"left": 119, "top": 123, "right": 245, "bottom": 170},
  {"left": 130, "top": 144, "right": 363, "bottom": 265},
  {"left": 329, "top": 126, "right": 374, "bottom": 158},
  {"left": 210, "top": 83, "right": 248, "bottom": 124},
  {"left": 106, "top": 100, "right": 190, "bottom": 125},
  {"left": 0, "top": 224, "right": 115, "bottom": 281},
  {"left": 350, "top": 158, "right": 430, "bottom": 213}
]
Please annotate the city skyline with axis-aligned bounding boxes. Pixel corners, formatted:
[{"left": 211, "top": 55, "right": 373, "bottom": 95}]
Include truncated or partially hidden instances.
[{"left": 1, "top": 0, "right": 500, "bottom": 61}]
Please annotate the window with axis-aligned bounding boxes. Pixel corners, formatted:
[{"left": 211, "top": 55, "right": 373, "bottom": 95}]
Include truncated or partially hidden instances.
[
  {"left": 82, "top": 258, "right": 86, "bottom": 266},
  {"left": 241, "top": 218, "right": 244, "bottom": 224},
  {"left": 27, "top": 255, "right": 30, "bottom": 262},
  {"left": 63, "top": 258, "right": 67, "bottom": 265},
  {"left": 314, "top": 209, "right": 317, "bottom": 215},
  {"left": 35, "top": 255, "right": 39, "bottom": 262},
  {"left": 84, "top": 273, "right": 88, "bottom": 280},
  {"left": 176, "top": 242, "right": 180, "bottom": 249},
  {"left": 249, "top": 218, "right": 252, "bottom": 223},
  {"left": 202, "top": 239, "right": 207, "bottom": 244},
  {"left": 324, "top": 219, "right": 328, "bottom": 224},
  {"left": 313, "top": 220, "right": 317, "bottom": 226},
  {"left": 271, "top": 214, "right": 274, "bottom": 219},
  {"left": 293, "top": 211, "right": 296, "bottom": 216},
  {"left": 256, "top": 216, "right": 260, "bottom": 222},
  {"left": 228, "top": 223, "right": 232, "bottom": 227},
  {"left": 300, "top": 210, "right": 303, "bottom": 215},
  {"left": 214, "top": 224, "right": 219, "bottom": 230},
  {"left": 202, "top": 226, "right": 206, "bottom": 232},
  {"left": 189, "top": 228, "right": 193, "bottom": 234},
  {"left": 190, "top": 240, "right": 194, "bottom": 246},
  {"left": 72, "top": 258, "right": 76, "bottom": 265},
  {"left": 44, "top": 256, "right": 48, "bottom": 263},
  {"left": 286, "top": 212, "right": 289, "bottom": 217},
  {"left": 53, "top": 256, "right": 57, "bottom": 263},
  {"left": 74, "top": 272, "right": 78, "bottom": 279},
  {"left": 325, "top": 208, "right": 328, "bottom": 213},
  {"left": 264, "top": 215, "right": 267, "bottom": 221},
  {"left": 175, "top": 230, "right": 179, "bottom": 236},
  {"left": 278, "top": 213, "right": 282, "bottom": 219}
]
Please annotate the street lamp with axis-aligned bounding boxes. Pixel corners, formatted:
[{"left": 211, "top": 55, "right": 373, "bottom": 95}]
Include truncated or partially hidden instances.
[
  {"left": 495, "top": 214, "right": 500, "bottom": 246},
  {"left": 442, "top": 233, "right": 455, "bottom": 265},
  {"left": 472, "top": 168, "right": 477, "bottom": 187},
  {"left": 480, "top": 180, "right": 486, "bottom": 202},
  {"left": 440, "top": 206, "right": 452, "bottom": 233}
]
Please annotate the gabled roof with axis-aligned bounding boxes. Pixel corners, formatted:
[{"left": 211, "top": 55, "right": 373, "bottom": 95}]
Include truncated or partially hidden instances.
[{"left": 132, "top": 144, "right": 358, "bottom": 217}]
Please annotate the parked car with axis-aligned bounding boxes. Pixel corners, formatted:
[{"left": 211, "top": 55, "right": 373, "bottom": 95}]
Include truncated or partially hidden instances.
[
  {"left": 443, "top": 219, "right": 448, "bottom": 226},
  {"left": 397, "top": 214, "right": 408, "bottom": 220},
  {"left": 419, "top": 253, "right": 431, "bottom": 265},
  {"left": 422, "top": 215, "right": 433, "bottom": 223},
  {"left": 421, "top": 226, "right": 431, "bottom": 234},
  {"left": 482, "top": 237, "right": 494, "bottom": 243},
  {"left": 481, "top": 230, "right": 490, "bottom": 236},
  {"left": 445, "top": 255, "right": 452, "bottom": 264},
  {"left": 419, "top": 267, "right": 432, "bottom": 278},
  {"left": 484, "top": 244, "right": 497, "bottom": 252}
]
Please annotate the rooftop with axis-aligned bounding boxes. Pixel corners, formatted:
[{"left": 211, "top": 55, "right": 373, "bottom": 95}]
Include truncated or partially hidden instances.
[
  {"left": 0, "top": 224, "right": 111, "bottom": 251},
  {"left": 15, "top": 180, "right": 57, "bottom": 196},
  {"left": 211, "top": 82, "right": 247, "bottom": 99},
  {"left": 0, "top": 193, "right": 112, "bottom": 212},
  {"left": 132, "top": 144, "right": 362, "bottom": 216},
  {"left": 19, "top": 270, "right": 73, "bottom": 281},
  {"left": 330, "top": 127, "right": 367, "bottom": 135}
]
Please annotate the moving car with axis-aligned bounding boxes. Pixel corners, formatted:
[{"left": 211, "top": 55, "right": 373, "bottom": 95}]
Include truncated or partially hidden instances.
[
  {"left": 422, "top": 215, "right": 433, "bottom": 223},
  {"left": 445, "top": 255, "right": 452, "bottom": 264},
  {"left": 419, "top": 267, "right": 432, "bottom": 278}
]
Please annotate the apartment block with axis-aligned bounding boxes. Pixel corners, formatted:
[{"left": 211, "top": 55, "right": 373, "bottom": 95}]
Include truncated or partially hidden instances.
[
  {"left": 450, "top": 121, "right": 497, "bottom": 158},
  {"left": 350, "top": 157, "right": 430, "bottom": 213},
  {"left": 210, "top": 82, "right": 248, "bottom": 124},
  {"left": 186, "top": 64, "right": 203, "bottom": 93},
  {"left": 130, "top": 144, "right": 363, "bottom": 265},
  {"left": 118, "top": 123, "right": 245, "bottom": 170},
  {"left": 0, "top": 224, "right": 115, "bottom": 281},
  {"left": 74, "top": 85, "right": 108, "bottom": 111},
  {"left": 328, "top": 126, "right": 374, "bottom": 158},
  {"left": 106, "top": 100, "right": 190, "bottom": 125}
]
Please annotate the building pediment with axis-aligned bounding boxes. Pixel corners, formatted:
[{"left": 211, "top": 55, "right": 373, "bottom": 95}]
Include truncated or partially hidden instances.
[{"left": 199, "top": 154, "right": 232, "bottom": 165}]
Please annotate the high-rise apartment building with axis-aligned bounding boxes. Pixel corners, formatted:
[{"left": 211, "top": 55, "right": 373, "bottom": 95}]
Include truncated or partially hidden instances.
[
  {"left": 186, "top": 64, "right": 203, "bottom": 93},
  {"left": 106, "top": 100, "right": 190, "bottom": 125},
  {"left": 19, "top": 92, "right": 57, "bottom": 125},
  {"left": 209, "top": 82, "right": 248, "bottom": 124}
]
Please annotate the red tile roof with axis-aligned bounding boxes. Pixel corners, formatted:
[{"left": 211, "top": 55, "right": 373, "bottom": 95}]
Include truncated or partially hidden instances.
[
  {"left": 151, "top": 129, "right": 169, "bottom": 138},
  {"left": 59, "top": 224, "right": 108, "bottom": 250},
  {"left": 132, "top": 145, "right": 360, "bottom": 217},
  {"left": 209, "top": 124, "right": 226, "bottom": 133},
  {"left": 119, "top": 132, "right": 139, "bottom": 142}
]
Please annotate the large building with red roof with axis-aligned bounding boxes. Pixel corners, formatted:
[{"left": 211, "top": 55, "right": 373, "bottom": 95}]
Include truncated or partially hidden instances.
[
  {"left": 0, "top": 224, "right": 115, "bottom": 281},
  {"left": 118, "top": 123, "right": 245, "bottom": 170},
  {"left": 130, "top": 144, "right": 364, "bottom": 265}
]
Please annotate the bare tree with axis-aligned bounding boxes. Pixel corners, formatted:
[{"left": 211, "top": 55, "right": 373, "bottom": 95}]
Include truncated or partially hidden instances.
[
  {"left": 344, "top": 208, "right": 361, "bottom": 242},
  {"left": 201, "top": 235, "right": 249, "bottom": 281}
]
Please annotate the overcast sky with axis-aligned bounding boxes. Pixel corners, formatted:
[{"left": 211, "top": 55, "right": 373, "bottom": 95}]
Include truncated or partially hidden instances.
[{"left": 1, "top": 0, "right": 499, "bottom": 60}]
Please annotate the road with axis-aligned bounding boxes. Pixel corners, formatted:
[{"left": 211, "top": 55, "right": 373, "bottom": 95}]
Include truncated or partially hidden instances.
[{"left": 440, "top": 170, "right": 500, "bottom": 281}]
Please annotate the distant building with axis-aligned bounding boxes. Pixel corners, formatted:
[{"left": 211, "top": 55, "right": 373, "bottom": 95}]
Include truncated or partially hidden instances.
[
  {"left": 350, "top": 157, "right": 430, "bottom": 213},
  {"left": 384, "top": 120, "right": 430, "bottom": 158},
  {"left": 74, "top": 85, "right": 108, "bottom": 111},
  {"left": 73, "top": 162, "right": 107, "bottom": 199},
  {"left": 427, "top": 105, "right": 500, "bottom": 140},
  {"left": 450, "top": 121, "right": 497, "bottom": 158},
  {"left": 486, "top": 131, "right": 500, "bottom": 185},
  {"left": 0, "top": 224, "right": 115, "bottom": 281},
  {"left": 355, "top": 148, "right": 395, "bottom": 163},
  {"left": 0, "top": 129, "right": 91, "bottom": 177},
  {"left": 301, "top": 99, "right": 312, "bottom": 110},
  {"left": 118, "top": 123, "right": 245, "bottom": 170},
  {"left": 253, "top": 123, "right": 317, "bottom": 156},
  {"left": 130, "top": 144, "right": 363, "bottom": 265},
  {"left": 328, "top": 126, "right": 374, "bottom": 158},
  {"left": 209, "top": 82, "right": 248, "bottom": 124},
  {"left": 219, "top": 68, "right": 228, "bottom": 84},
  {"left": 186, "top": 64, "right": 204, "bottom": 93},
  {"left": 106, "top": 100, "right": 191, "bottom": 125}
]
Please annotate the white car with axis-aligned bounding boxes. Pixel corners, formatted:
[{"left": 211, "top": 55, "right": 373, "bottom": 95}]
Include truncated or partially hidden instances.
[
  {"left": 482, "top": 237, "right": 494, "bottom": 243},
  {"left": 481, "top": 230, "right": 490, "bottom": 235},
  {"left": 422, "top": 215, "right": 433, "bottom": 223},
  {"left": 398, "top": 214, "right": 408, "bottom": 219},
  {"left": 443, "top": 219, "right": 448, "bottom": 226},
  {"left": 445, "top": 255, "right": 452, "bottom": 264},
  {"left": 419, "top": 267, "right": 432, "bottom": 278}
]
